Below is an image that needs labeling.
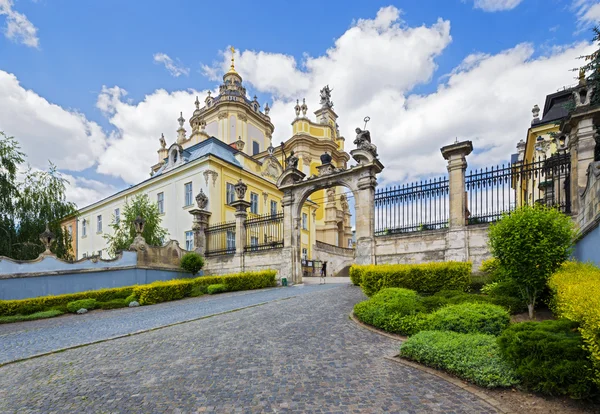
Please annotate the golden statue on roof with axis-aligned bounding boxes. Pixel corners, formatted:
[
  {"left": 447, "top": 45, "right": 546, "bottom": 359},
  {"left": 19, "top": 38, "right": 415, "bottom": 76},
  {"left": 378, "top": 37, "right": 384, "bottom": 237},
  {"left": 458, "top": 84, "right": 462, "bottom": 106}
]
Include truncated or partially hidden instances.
[{"left": 228, "top": 46, "right": 237, "bottom": 73}]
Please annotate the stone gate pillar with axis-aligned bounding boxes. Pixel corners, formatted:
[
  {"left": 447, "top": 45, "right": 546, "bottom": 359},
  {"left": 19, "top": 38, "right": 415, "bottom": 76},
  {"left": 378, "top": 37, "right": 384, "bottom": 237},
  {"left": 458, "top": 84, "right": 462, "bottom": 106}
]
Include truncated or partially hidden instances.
[
  {"left": 189, "top": 189, "right": 211, "bottom": 256},
  {"left": 354, "top": 170, "right": 377, "bottom": 265},
  {"left": 231, "top": 180, "right": 251, "bottom": 271},
  {"left": 568, "top": 116, "right": 596, "bottom": 218},
  {"left": 441, "top": 140, "right": 473, "bottom": 228}
]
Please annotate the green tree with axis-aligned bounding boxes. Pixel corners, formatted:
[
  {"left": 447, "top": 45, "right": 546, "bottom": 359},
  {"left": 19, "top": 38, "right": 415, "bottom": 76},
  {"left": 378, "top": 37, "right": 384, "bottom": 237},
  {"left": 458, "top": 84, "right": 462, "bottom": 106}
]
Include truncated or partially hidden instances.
[
  {"left": 104, "top": 194, "right": 168, "bottom": 256},
  {"left": 576, "top": 26, "right": 600, "bottom": 107},
  {"left": 488, "top": 205, "right": 577, "bottom": 319},
  {"left": 0, "top": 132, "right": 76, "bottom": 260}
]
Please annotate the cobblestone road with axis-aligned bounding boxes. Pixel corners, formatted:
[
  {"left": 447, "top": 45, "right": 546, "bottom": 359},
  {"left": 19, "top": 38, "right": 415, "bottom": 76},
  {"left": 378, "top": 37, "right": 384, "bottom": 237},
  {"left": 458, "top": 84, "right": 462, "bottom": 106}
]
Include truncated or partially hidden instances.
[{"left": 0, "top": 285, "right": 498, "bottom": 413}]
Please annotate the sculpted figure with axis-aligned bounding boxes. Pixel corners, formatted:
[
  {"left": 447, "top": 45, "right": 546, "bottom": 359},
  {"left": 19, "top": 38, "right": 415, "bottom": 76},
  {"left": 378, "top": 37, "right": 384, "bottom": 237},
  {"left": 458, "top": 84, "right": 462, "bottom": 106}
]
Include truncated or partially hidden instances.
[
  {"left": 159, "top": 133, "right": 167, "bottom": 149},
  {"left": 354, "top": 127, "right": 378, "bottom": 157},
  {"left": 285, "top": 150, "right": 299, "bottom": 170}
]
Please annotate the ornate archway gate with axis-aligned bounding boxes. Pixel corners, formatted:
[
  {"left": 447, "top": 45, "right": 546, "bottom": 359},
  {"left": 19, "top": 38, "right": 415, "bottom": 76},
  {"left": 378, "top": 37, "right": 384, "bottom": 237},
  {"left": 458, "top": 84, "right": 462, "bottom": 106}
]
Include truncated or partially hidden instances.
[{"left": 277, "top": 144, "right": 384, "bottom": 284}]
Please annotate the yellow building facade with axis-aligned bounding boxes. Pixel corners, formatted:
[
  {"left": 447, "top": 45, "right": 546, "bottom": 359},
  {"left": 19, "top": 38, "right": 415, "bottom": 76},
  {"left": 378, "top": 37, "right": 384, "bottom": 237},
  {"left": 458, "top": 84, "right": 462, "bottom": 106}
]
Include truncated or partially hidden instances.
[{"left": 68, "top": 52, "right": 350, "bottom": 260}]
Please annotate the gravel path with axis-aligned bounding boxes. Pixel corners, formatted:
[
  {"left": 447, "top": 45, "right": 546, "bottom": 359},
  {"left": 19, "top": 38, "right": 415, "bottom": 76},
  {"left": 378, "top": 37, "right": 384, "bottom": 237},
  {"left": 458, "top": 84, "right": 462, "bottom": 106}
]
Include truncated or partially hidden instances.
[{"left": 0, "top": 284, "right": 498, "bottom": 413}]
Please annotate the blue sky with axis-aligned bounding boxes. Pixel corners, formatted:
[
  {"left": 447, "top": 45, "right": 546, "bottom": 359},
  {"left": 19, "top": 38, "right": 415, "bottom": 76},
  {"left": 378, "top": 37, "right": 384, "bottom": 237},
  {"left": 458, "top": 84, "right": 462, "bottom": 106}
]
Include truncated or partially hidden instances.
[{"left": 1, "top": 0, "right": 599, "bottom": 207}]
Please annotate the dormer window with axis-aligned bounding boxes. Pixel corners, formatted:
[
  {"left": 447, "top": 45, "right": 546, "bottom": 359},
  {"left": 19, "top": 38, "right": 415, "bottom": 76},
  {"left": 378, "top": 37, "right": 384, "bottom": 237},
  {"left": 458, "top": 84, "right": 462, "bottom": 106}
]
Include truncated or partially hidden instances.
[{"left": 172, "top": 151, "right": 178, "bottom": 163}]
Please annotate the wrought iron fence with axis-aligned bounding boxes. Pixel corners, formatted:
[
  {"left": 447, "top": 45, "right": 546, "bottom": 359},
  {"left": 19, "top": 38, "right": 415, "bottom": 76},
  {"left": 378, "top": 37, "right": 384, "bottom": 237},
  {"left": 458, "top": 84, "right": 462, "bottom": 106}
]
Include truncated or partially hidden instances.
[
  {"left": 244, "top": 212, "right": 284, "bottom": 252},
  {"left": 205, "top": 220, "right": 236, "bottom": 256},
  {"left": 375, "top": 177, "right": 449, "bottom": 235},
  {"left": 466, "top": 153, "right": 571, "bottom": 224}
]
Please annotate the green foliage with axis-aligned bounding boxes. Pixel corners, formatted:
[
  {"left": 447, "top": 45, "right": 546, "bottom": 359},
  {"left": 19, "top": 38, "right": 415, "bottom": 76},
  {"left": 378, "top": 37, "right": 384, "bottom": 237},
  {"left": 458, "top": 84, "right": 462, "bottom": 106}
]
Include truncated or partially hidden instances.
[
  {"left": 489, "top": 205, "right": 576, "bottom": 317},
  {"left": 0, "top": 309, "right": 64, "bottom": 324},
  {"left": 125, "top": 294, "right": 137, "bottom": 304},
  {"left": 356, "top": 261, "right": 472, "bottom": 297},
  {"left": 353, "top": 288, "right": 425, "bottom": 335},
  {"left": 400, "top": 330, "right": 519, "bottom": 388},
  {"left": 0, "top": 286, "right": 134, "bottom": 316},
  {"left": 497, "top": 320, "right": 597, "bottom": 399},
  {"left": 180, "top": 252, "right": 205, "bottom": 275},
  {"left": 189, "top": 285, "right": 205, "bottom": 297},
  {"left": 349, "top": 266, "right": 362, "bottom": 286},
  {"left": 424, "top": 303, "right": 510, "bottom": 336},
  {"left": 66, "top": 299, "right": 98, "bottom": 313},
  {"left": 575, "top": 26, "right": 600, "bottom": 107},
  {"left": 207, "top": 284, "right": 227, "bottom": 295},
  {"left": 133, "top": 270, "right": 277, "bottom": 305},
  {"left": 97, "top": 299, "right": 129, "bottom": 310},
  {"left": 470, "top": 273, "right": 491, "bottom": 292},
  {"left": 104, "top": 194, "right": 168, "bottom": 256}
]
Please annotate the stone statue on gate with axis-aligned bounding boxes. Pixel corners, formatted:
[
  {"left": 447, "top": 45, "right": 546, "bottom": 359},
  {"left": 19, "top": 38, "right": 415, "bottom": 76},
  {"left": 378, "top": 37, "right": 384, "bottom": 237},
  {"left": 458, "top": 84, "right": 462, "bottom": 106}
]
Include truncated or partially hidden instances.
[
  {"left": 285, "top": 150, "right": 299, "bottom": 170},
  {"left": 354, "top": 127, "right": 378, "bottom": 157},
  {"left": 159, "top": 133, "right": 166, "bottom": 149},
  {"left": 319, "top": 85, "right": 334, "bottom": 109}
]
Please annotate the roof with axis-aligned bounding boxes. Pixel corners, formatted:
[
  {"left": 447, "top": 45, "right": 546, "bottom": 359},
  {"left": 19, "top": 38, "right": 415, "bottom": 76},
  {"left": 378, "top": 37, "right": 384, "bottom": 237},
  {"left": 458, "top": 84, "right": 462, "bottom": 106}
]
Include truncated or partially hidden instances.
[
  {"left": 154, "top": 137, "right": 241, "bottom": 176},
  {"left": 510, "top": 153, "right": 519, "bottom": 164},
  {"left": 532, "top": 88, "right": 575, "bottom": 126}
]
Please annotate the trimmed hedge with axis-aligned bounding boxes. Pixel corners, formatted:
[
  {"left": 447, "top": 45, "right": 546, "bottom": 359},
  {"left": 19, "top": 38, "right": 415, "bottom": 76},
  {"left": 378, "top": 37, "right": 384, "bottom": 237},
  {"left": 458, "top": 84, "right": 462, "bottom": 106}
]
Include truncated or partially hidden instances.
[
  {"left": 400, "top": 330, "right": 518, "bottom": 388},
  {"left": 0, "top": 270, "right": 277, "bottom": 315},
  {"left": 349, "top": 266, "right": 362, "bottom": 286},
  {"left": 548, "top": 261, "right": 600, "bottom": 388},
  {"left": 0, "top": 309, "right": 64, "bottom": 324},
  {"left": 0, "top": 286, "right": 135, "bottom": 316},
  {"left": 353, "top": 288, "right": 425, "bottom": 335},
  {"left": 207, "top": 284, "right": 226, "bottom": 294},
  {"left": 498, "top": 319, "right": 597, "bottom": 399},
  {"left": 355, "top": 262, "right": 472, "bottom": 297},
  {"left": 67, "top": 299, "right": 98, "bottom": 313},
  {"left": 424, "top": 302, "right": 510, "bottom": 336}
]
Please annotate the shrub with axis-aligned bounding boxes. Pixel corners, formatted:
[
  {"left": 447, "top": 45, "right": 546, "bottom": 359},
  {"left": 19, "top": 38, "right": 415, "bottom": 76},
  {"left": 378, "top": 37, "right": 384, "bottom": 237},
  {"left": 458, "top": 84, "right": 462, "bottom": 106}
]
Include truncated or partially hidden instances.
[
  {"left": 358, "top": 262, "right": 472, "bottom": 297},
  {"left": 0, "top": 286, "right": 134, "bottom": 316},
  {"left": 353, "top": 288, "right": 424, "bottom": 335},
  {"left": 66, "top": 299, "right": 98, "bottom": 313},
  {"left": 489, "top": 205, "right": 577, "bottom": 318},
  {"left": 424, "top": 303, "right": 510, "bottom": 336},
  {"left": 498, "top": 319, "right": 597, "bottom": 399},
  {"left": 180, "top": 252, "right": 205, "bottom": 275},
  {"left": 480, "top": 258, "right": 509, "bottom": 282},
  {"left": 207, "top": 284, "right": 226, "bottom": 294},
  {"left": 97, "top": 299, "right": 129, "bottom": 310},
  {"left": 349, "top": 266, "right": 362, "bottom": 286},
  {"left": 549, "top": 261, "right": 600, "bottom": 388},
  {"left": 400, "top": 330, "right": 519, "bottom": 388},
  {"left": 419, "top": 295, "right": 449, "bottom": 313},
  {"left": 470, "top": 273, "right": 491, "bottom": 292},
  {"left": 421, "top": 290, "right": 524, "bottom": 315},
  {"left": 0, "top": 309, "right": 63, "bottom": 324}
]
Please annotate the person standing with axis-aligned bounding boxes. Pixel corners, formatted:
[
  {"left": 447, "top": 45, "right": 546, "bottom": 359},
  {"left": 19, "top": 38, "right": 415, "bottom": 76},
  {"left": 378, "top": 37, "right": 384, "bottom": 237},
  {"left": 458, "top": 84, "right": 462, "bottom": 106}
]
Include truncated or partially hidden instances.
[{"left": 320, "top": 261, "right": 327, "bottom": 278}]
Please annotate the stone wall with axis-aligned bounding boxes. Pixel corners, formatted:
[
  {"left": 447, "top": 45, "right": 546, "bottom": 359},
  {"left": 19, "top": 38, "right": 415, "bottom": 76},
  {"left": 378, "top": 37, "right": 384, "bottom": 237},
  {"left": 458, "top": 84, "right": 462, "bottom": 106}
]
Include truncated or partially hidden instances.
[
  {"left": 374, "top": 225, "right": 491, "bottom": 271},
  {"left": 135, "top": 240, "right": 187, "bottom": 271},
  {"left": 313, "top": 241, "right": 355, "bottom": 277},
  {"left": 203, "top": 249, "right": 284, "bottom": 276}
]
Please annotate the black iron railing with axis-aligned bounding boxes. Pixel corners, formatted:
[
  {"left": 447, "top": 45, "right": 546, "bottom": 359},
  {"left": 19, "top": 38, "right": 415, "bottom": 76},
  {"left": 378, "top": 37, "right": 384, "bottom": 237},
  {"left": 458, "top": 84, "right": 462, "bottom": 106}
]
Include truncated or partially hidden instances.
[
  {"left": 375, "top": 177, "right": 449, "bottom": 235},
  {"left": 466, "top": 153, "right": 571, "bottom": 224},
  {"left": 205, "top": 220, "right": 236, "bottom": 256},
  {"left": 244, "top": 212, "right": 284, "bottom": 252}
]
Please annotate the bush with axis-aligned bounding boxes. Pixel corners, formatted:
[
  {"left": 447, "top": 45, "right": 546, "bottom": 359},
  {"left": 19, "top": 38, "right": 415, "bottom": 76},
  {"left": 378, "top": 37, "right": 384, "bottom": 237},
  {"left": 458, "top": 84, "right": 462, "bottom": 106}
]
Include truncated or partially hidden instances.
[
  {"left": 400, "top": 330, "right": 518, "bottom": 388},
  {"left": 549, "top": 261, "right": 600, "bottom": 388},
  {"left": 66, "top": 299, "right": 98, "bottom": 313},
  {"left": 207, "top": 284, "right": 226, "bottom": 294},
  {"left": 97, "top": 299, "right": 129, "bottom": 310},
  {"left": 480, "top": 258, "right": 509, "bottom": 282},
  {"left": 0, "top": 286, "right": 134, "bottom": 316},
  {"left": 0, "top": 309, "right": 64, "bottom": 324},
  {"left": 424, "top": 303, "right": 510, "bottom": 336},
  {"left": 180, "top": 252, "right": 205, "bottom": 275},
  {"left": 349, "top": 266, "right": 362, "bottom": 286},
  {"left": 498, "top": 319, "right": 597, "bottom": 399},
  {"left": 353, "top": 288, "right": 424, "bottom": 335},
  {"left": 489, "top": 205, "right": 577, "bottom": 318},
  {"left": 419, "top": 295, "right": 449, "bottom": 313},
  {"left": 357, "top": 262, "right": 472, "bottom": 297},
  {"left": 420, "top": 290, "right": 524, "bottom": 315}
]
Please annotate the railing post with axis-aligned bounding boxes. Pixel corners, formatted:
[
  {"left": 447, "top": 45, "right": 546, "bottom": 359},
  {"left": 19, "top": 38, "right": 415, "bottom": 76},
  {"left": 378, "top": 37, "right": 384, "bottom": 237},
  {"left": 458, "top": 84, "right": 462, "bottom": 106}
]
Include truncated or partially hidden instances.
[
  {"left": 230, "top": 180, "right": 251, "bottom": 271},
  {"left": 441, "top": 140, "right": 473, "bottom": 228},
  {"left": 188, "top": 189, "right": 211, "bottom": 256}
]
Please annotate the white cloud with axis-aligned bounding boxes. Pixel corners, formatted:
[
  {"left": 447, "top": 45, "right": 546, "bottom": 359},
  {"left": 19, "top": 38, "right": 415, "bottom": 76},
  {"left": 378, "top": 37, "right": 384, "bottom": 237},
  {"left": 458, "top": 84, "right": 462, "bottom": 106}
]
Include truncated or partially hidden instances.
[
  {"left": 0, "top": 0, "right": 39, "bottom": 48},
  {"left": 572, "top": 0, "right": 600, "bottom": 26},
  {"left": 153, "top": 53, "right": 190, "bottom": 77},
  {"left": 470, "top": 0, "right": 523, "bottom": 11},
  {"left": 200, "top": 6, "right": 593, "bottom": 185},
  {"left": 95, "top": 86, "right": 207, "bottom": 183},
  {"left": 63, "top": 174, "right": 118, "bottom": 209},
  {"left": 0, "top": 70, "right": 107, "bottom": 172}
]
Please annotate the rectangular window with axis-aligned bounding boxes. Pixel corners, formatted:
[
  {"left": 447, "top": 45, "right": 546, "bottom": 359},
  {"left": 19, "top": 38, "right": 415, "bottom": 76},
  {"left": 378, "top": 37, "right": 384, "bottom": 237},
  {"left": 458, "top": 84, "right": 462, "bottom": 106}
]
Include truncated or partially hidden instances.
[
  {"left": 114, "top": 208, "right": 120, "bottom": 224},
  {"left": 97, "top": 215, "right": 102, "bottom": 233},
  {"left": 82, "top": 253, "right": 87, "bottom": 258},
  {"left": 250, "top": 236, "right": 259, "bottom": 251},
  {"left": 185, "top": 231, "right": 194, "bottom": 251},
  {"left": 252, "top": 141, "right": 260, "bottom": 155},
  {"left": 302, "top": 213, "right": 308, "bottom": 230},
  {"left": 82, "top": 220, "right": 87, "bottom": 237},
  {"left": 226, "top": 183, "right": 236, "bottom": 205},
  {"left": 226, "top": 230, "right": 236, "bottom": 252},
  {"left": 184, "top": 182, "right": 193, "bottom": 206},
  {"left": 250, "top": 192, "right": 258, "bottom": 214},
  {"left": 270, "top": 200, "right": 277, "bottom": 216},
  {"left": 302, "top": 248, "right": 308, "bottom": 260},
  {"left": 157, "top": 192, "right": 164, "bottom": 214},
  {"left": 97, "top": 250, "right": 102, "bottom": 257}
]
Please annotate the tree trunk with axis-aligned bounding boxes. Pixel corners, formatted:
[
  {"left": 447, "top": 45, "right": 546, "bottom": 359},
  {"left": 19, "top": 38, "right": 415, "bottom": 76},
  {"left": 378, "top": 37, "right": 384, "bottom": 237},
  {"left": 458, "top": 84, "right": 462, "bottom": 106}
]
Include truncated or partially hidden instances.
[{"left": 527, "top": 303, "right": 535, "bottom": 319}]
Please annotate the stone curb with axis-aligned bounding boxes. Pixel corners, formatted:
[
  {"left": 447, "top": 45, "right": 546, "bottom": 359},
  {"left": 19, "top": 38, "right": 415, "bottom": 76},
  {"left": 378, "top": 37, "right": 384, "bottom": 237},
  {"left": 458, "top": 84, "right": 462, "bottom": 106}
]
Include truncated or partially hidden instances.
[
  {"left": 0, "top": 298, "right": 291, "bottom": 368},
  {"left": 349, "top": 312, "right": 515, "bottom": 414}
]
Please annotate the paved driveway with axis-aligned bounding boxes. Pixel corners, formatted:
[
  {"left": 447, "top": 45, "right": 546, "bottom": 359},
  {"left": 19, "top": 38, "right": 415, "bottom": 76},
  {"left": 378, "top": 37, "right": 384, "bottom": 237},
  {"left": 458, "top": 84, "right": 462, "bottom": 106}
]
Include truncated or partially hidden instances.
[{"left": 0, "top": 285, "right": 498, "bottom": 413}]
